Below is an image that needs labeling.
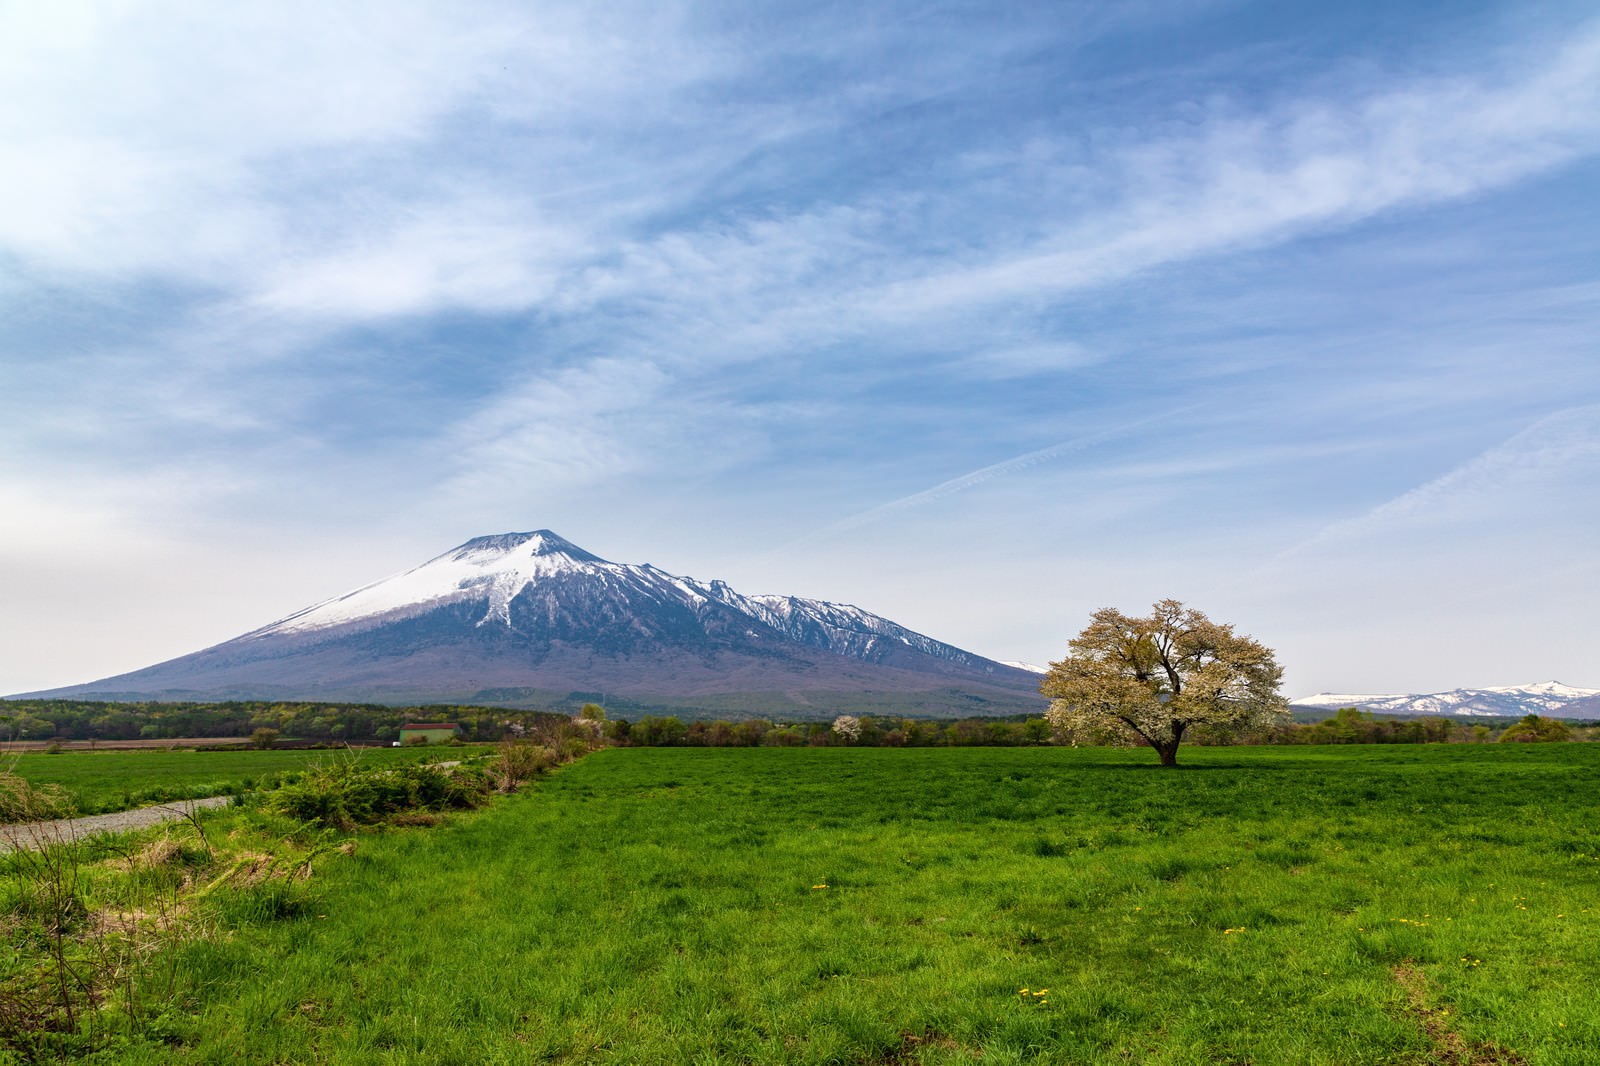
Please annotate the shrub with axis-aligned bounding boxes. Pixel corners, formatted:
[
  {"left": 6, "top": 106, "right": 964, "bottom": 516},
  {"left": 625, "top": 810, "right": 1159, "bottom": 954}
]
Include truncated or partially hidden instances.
[
  {"left": 1498, "top": 714, "right": 1573, "bottom": 743},
  {"left": 266, "top": 759, "right": 491, "bottom": 830},
  {"left": 488, "top": 741, "right": 558, "bottom": 793}
]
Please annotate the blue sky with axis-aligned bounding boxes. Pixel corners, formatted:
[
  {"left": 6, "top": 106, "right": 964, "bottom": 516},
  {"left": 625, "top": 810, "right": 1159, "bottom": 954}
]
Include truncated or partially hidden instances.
[{"left": 3, "top": 0, "right": 1598, "bottom": 698}]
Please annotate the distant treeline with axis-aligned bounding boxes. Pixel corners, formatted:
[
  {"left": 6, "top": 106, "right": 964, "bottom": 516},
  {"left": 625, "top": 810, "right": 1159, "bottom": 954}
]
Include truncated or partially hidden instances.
[
  {"left": 0, "top": 698, "right": 566, "bottom": 744},
  {"left": 1, "top": 699, "right": 1591, "bottom": 747},
  {"left": 603, "top": 708, "right": 1596, "bottom": 747},
  {"left": 606, "top": 715, "right": 1055, "bottom": 747},
  {"left": 1274, "top": 707, "right": 1591, "bottom": 745}
]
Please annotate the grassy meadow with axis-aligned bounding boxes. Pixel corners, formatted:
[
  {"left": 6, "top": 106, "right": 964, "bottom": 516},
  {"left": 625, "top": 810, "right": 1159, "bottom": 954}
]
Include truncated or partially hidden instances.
[
  {"left": 53, "top": 742, "right": 1590, "bottom": 1065},
  {"left": 2, "top": 745, "right": 487, "bottom": 818}
]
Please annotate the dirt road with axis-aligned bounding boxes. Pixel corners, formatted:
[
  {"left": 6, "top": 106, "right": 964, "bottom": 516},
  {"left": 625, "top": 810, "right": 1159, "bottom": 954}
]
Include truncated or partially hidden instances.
[{"left": 0, "top": 795, "right": 233, "bottom": 853}]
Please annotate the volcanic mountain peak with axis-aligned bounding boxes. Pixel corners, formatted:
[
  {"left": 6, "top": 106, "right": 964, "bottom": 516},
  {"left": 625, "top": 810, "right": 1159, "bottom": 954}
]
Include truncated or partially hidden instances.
[
  {"left": 450, "top": 529, "right": 600, "bottom": 561},
  {"left": 256, "top": 529, "right": 616, "bottom": 636},
  {"left": 247, "top": 530, "right": 923, "bottom": 652},
  {"left": 21, "top": 529, "right": 1046, "bottom": 716}
]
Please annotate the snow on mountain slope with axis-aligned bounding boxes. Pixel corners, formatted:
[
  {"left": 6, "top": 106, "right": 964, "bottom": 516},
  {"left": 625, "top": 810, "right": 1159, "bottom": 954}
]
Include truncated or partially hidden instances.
[
  {"left": 718, "top": 591, "right": 991, "bottom": 668},
  {"left": 1293, "top": 693, "right": 1400, "bottom": 708},
  {"left": 1480, "top": 681, "right": 1597, "bottom": 699},
  {"left": 1292, "top": 682, "right": 1600, "bottom": 718},
  {"left": 255, "top": 531, "right": 607, "bottom": 634},
  {"left": 249, "top": 529, "right": 1001, "bottom": 671}
]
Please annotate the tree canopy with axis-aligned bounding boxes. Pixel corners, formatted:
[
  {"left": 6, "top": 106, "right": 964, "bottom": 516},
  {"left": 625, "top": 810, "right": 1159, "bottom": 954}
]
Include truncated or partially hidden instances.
[
  {"left": 1497, "top": 714, "right": 1573, "bottom": 743},
  {"left": 1041, "top": 599, "right": 1288, "bottom": 766}
]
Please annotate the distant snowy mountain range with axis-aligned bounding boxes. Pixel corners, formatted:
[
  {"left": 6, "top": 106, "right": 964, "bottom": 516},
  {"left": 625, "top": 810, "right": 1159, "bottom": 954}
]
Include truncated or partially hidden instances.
[
  {"left": 18, "top": 530, "right": 1044, "bottom": 718},
  {"left": 1291, "top": 681, "right": 1600, "bottom": 719}
]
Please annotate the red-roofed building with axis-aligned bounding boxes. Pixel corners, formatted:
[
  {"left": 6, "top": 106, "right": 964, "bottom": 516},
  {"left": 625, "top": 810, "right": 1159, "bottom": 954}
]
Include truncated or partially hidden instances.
[{"left": 396, "top": 722, "right": 462, "bottom": 745}]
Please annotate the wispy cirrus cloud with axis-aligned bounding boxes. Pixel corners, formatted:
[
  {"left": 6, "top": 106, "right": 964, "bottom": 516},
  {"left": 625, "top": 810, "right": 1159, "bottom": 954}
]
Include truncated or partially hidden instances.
[
  {"left": 7, "top": 5, "right": 1597, "bottom": 339},
  {"left": 413, "top": 20, "right": 1600, "bottom": 526},
  {"left": 425, "top": 17, "right": 1600, "bottom": 395},
  {"left": 4, "top": 3, "right": 1600, "bottom": 694},
  {"left": 0, "top": 1, "right": 713, "bottom": 293},
  {"left": 254, "top": 196, "right": 589, "bottom": 319},
  {"left": 859, "top": 26, "right": 1600, "bottom": 320}
]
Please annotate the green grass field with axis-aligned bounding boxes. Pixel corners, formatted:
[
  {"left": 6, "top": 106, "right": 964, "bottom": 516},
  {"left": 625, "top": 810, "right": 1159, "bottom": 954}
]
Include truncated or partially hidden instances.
[
  {"left": 2, "top": 745, "right": 486, "bottom": 818},
  {"left": 81, "top": 743, "right": 1596, "bottom": 1065}
]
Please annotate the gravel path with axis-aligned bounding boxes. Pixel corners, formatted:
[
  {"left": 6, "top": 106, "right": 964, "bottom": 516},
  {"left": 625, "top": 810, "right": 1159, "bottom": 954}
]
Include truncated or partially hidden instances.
[
  {"left": 1, "top": 795, "right": 233, "bottom": 853},
  {"left": 1, "top": 758, "right": 466, "bottom": 854}
]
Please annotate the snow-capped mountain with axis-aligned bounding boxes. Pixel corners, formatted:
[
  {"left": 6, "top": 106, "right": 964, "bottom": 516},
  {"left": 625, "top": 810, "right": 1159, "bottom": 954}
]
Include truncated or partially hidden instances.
[
  {"left": 21, "top": 531, "right": 1043, "bottom": 717},
  {"left": 1292, "top": 681, "right": 1600, "bottom": 719}
]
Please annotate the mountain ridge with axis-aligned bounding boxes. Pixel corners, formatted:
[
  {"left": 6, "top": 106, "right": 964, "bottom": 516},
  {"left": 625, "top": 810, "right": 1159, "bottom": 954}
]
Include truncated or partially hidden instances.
[
  {"left": 1291, "top": 681, "right": 1600, "bottom": 719},
  {"left": 17, "top": 530, "right": 1045, "bottom": 718}
]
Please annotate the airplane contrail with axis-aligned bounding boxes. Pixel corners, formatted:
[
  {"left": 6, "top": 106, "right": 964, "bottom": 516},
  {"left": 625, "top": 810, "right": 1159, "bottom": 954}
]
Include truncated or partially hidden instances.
[
  {"left": 765, "top": 404, "right": 1203, "bottom": 558},
  {"left": 1255, "top": 403, "right": 1600, "bottom": 574}
]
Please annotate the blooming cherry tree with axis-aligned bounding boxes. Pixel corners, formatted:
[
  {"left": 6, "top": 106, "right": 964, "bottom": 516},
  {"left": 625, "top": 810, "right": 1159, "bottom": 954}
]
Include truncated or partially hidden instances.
[{"left": 1042, "top": 599, "right": 1287, "bottom": 766}]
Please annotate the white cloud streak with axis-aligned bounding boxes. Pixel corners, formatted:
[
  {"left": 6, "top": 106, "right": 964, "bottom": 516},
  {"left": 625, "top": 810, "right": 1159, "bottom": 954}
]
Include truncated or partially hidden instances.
[
  {"left": 1267, "top": 404, "right": 1600, "bottom": 564},
  {"left": 863, "top": 27, "right": 1600, "bottom": 318}
]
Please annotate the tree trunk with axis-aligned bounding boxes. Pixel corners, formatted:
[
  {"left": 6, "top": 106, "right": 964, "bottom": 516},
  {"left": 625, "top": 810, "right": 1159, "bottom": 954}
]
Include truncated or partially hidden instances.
[{"left": 1155, "top": 741, "right": 1180, "bottom": 766}]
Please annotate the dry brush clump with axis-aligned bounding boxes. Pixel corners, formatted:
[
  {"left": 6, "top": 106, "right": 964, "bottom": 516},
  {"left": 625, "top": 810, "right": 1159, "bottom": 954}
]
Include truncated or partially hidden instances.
[
  {"left": 488, "top": 712, "right": 609, "bottom": 793},
  {"left": 0, "top": 772, "right": 212, "bottom": 1060},
  {"left": 1, "top": 760, "right": 369, "bottom": 1058},
  {"left": 0, "top": 768, "right": 76, "bottom": 835},
  {"left": 528, "top": 714, "right": 604, "bottom": 760},
  {"left": 0, "top": 804, "right": 368, "bottom": 1058},
  {"left": 487, "top": 740, "right": 560, "bottom": 793}
]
